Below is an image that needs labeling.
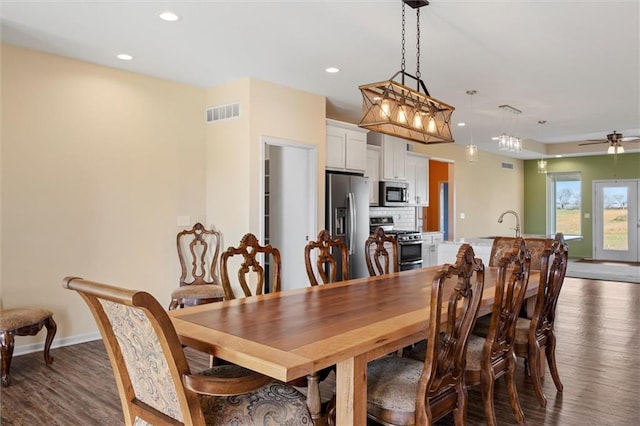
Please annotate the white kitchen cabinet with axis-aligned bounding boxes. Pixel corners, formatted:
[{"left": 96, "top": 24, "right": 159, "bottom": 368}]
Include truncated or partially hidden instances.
[
  {"left": 367, "top": 132, "right": 407, "bottom": 181},
  {"left": 326, "top": 119, "right": 367, "bottom": 172},
  {"left": 366, "top": 145, "right": 381, "bottom": 206},
  {"left": 406, "top": 152, "right": 429, "bottom": 206}
]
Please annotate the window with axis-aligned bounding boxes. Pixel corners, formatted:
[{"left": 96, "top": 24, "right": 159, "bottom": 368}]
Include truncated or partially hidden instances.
[{"left": 547, "top": 172, "right": 581, "bottom": 236}]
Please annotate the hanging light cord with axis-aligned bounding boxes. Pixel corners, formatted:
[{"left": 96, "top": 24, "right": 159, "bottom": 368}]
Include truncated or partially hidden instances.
[
  {"left": 416, "top": 8, "right": 421, "bottom": 80},
  {"left": 401, "top": 2, "right": 406, "bottom": 73}
]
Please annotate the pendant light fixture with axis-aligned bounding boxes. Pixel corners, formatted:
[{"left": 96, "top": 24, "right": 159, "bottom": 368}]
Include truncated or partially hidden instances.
[
  {"left": 358, "top": 0, "right": 455, "bottom": 145},
  {"left": 537, "top": 120, "right": 548, "bottom": 174},
  {"left": 465, "top": 90, "right": 478, "bottom": 163},
  {"left": 498, "top": 104, "right": 523, "bottom": 152}
]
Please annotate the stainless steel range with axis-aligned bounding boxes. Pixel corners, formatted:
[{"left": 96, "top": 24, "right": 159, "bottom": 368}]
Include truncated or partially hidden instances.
[{"left": 369, "top": 216, "right": 423, "bottom": 271}]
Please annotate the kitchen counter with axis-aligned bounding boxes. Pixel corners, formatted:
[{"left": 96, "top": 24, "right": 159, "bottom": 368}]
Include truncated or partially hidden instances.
[{"left": 437, "top": 234, "right": 582, "bottom": 265}]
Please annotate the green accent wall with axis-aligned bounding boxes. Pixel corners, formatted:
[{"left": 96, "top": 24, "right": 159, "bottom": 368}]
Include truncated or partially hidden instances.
[{"left": 524, "top": 153, "right": 640, "bottom": 258}]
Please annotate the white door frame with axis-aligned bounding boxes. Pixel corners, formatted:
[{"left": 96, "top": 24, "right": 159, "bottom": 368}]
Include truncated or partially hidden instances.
[
  {"left": 593, "top": 179, "right": 639, "bottom": 262},
  {"left": 260, "top": 137, "right": 318, "bottom": 290}
]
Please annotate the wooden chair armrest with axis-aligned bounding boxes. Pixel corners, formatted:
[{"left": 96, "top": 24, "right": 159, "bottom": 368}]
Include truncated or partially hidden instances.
[{"left": 183, "top": 371, "right": 272, "bottom": 396}]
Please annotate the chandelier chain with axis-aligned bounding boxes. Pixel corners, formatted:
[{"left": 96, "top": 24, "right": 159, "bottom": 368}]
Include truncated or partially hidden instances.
[
  {"left": 416, "top": 9, "right": 421, "bottom": 79},
  {"left": 401, "top": 2, "right": 406, "bottom": 72}
]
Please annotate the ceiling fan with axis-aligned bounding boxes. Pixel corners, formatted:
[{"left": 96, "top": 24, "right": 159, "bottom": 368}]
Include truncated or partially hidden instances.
[{"left": 578, "top": 131, "right": 640, "bottom": 154}]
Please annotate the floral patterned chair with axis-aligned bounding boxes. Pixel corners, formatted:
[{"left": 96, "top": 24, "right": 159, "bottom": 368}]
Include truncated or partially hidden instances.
[{"left": 63, "top": 276, "right": 312, "bottom": 425}]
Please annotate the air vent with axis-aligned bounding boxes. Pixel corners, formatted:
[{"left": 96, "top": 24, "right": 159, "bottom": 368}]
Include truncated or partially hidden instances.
[
  {"left": 206, "top": 102, "right": 240, "bottom": 123},
  {"left": 501, "top": 162, "right": 514, "bottom": 170}
]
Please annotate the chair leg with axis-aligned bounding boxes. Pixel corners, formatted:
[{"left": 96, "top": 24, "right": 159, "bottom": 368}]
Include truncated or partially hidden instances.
[
  {"left": 480, "top": 367, "right": 497, "bottom": 426},
  {"left": 546, "top": 331, "right": 563, "bottom": 392},
  {"left": 452, "top": 383, "right": 468, "bottom": 426},
  {"left": 43, "top": 316, "right": 57, "bottom": 365},
  {"left": 305, "top": 373, "right": 322, "bottom": 425},
  {"left": 504, "top": 354, "right": 525, "bottom": 424},
  {"left": 1, "top": 331, "right": 15, "bottom": 387},
  {"left": 529, "top": 344, "right": 547, "bottom": 408},
  {"left": 168, "top": 298, "right": 180, "bottom": 310}
]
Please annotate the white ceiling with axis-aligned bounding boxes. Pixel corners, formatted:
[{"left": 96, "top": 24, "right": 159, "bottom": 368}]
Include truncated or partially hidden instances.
[{"left": 2, "top": 0, "right": 639, "bottom": 159}]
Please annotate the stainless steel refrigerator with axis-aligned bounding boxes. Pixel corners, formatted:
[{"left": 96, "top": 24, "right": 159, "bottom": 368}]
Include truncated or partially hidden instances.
[{"left": 326, "top": 172, "right": 370, "bottom": 280}]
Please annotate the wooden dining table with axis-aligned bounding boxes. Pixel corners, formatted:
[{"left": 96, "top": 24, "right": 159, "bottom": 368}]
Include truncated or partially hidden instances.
[{"left": 169, "top": 265, "right": 540, "bottom": 425}]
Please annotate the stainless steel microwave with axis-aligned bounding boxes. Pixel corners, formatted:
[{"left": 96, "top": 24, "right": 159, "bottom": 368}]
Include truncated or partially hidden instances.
[{"left": 379, "top": 181, "right": 409, "bottom": 206}]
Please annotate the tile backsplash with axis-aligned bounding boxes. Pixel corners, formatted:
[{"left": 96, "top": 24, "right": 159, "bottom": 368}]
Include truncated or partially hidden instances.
[{"left": 370, "top": 206, "right": 417, "bottom": 230}]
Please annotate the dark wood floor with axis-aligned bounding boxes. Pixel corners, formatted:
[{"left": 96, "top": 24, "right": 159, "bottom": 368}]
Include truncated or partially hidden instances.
[{"left": 2, "top": 277, "right": 639, "bottom": 425}]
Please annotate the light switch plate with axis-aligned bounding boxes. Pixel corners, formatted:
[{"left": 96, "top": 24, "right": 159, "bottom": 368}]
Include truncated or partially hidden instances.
[
  {"left": 177, "top": 216, "right": 191, "bottom": 226},
  {"left": 460, "top": 213, "right": 466, "bottom": 219},
  {"left": 584, "top": 213, "right": 590, "bottom": 219}
]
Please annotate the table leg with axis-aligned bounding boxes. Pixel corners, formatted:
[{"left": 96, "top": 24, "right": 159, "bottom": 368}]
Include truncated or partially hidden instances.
[{"left": 335, "top": 354, "right": 367, "bottom": 425}]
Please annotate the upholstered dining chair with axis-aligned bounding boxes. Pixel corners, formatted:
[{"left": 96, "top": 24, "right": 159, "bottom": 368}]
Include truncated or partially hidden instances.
[
  {"left": 296, "top": 229, "right": 347, "bottom": 423},
  {"left": 464, "top": 237, "right": 531, "bottom": 426},
  {"left": 220, "top": 233, "right": 281, "bottom": 300},
  {"left": 62, "top": 276, "right": 312, "bottom": 425},
  {"left": 169, "top": 223, "right": 225, "bottom": 310},
  {"left": 366, "top": 244, "right": 485, "bottom": 426},
  {"left": 365, "top": 226, "right": 399, "bottom": 276},
  {"left": 514, "top": 232, "right": 568, "bottom": 407}
]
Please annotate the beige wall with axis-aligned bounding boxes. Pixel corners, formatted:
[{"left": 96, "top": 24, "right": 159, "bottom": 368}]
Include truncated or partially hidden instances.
[
  {"left": 1, "top": 45, "right": 207, "bottom": 347},
  {"left": 413, "top": 142, "right": 525, "bottom": 240},
  {"left": 205, "top": 78, "right": 326, "bottom": 248}
]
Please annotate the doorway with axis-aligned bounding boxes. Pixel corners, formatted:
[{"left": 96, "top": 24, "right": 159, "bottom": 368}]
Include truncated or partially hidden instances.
[
  {"left": 593, "top": 179, "right": 639, "bottom": 262},
  {"left": 262, "top": 139, "right": 318, "bottom": 291}
]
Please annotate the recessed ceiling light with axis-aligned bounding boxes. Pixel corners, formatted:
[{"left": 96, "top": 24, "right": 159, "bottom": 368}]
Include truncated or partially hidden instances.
[
  {"left": 116, "top": 54, "right": 134, "bottom": 61},
  {"left": 491, "top": 136, "right": 500, "bottom": 141},
  {"left": 457, "top": 122, "right": 466, "bottom": 127},
  {"left": 159, "top": 11, "right": 181, "bottom": 22},
  {"left": 325, "top": 67, "right": 340, "bottom": 73},
  {"left": 555, "top": 155, "right": 563, "bottom": 158}
]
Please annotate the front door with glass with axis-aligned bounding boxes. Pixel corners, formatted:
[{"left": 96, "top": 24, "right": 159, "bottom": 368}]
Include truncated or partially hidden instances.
[{"left": 593, "top": 180, "right": 640, "bottom": 262}]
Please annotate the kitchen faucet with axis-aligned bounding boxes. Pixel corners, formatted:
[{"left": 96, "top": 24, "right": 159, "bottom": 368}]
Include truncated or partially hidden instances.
[{"left": 498, "top": 210, "right": 521, "bottom": 237}]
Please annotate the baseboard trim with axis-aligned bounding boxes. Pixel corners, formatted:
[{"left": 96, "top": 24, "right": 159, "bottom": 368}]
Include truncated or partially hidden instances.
[{"left": 14, "top": 332, "right": 102, "bottom": 357}]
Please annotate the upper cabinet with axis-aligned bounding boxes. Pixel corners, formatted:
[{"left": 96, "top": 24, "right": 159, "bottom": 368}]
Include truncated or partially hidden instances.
[
  {"left": 406, "top": 152, "right": 429, "bottom": 206},
  {"left": 366, "top": 145, "right": 381, "bottom": 206},
  {"left": 367, "top": 132, "right": 407, "bottom": 181},
  {"left": 326, "top": 119, "right": 367, "bottom": 173}
]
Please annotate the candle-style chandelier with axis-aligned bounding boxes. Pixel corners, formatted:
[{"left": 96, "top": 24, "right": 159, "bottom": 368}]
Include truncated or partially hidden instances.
[{"left": 358, "top": 0, "right": 455, "bottom": 145}]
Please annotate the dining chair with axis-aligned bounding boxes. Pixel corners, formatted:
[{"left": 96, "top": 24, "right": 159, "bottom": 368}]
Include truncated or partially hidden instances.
[
  {"left": 220, "top": 233, "right": 281, "bottom": 299},
  {"left": 366, "top": 244, "right": 485, "bottom": 426},
  {"left": 514, "top": 232, "right": 568, "bottom": 407},
  {"left": 169, "top": 223, "right": 225, "bottom": 310},
  {"left": 304, "top": 229, "right": 349, "bottom": 286},
  {"left": 365, "top": 226, "right": 399, "bottom": 276},
  {"left": 62, "top": 276, "right": 312, "bottom": 425},
  {"left": 464, "top": 237, "right": 531, "bottom": 426},
  {"left": 295, "top": 229, "right": 347, "bottom": 423},
  {"left": 489, "top": 236, "right": 551, "bottom": 271}
]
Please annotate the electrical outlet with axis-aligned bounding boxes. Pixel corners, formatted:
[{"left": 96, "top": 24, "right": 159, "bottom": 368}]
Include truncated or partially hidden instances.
[{"left": 177, "top": 216, "right": 190, "bottom": 227}]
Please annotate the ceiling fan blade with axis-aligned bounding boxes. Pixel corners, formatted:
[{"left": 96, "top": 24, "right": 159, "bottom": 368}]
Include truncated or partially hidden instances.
[
  {"left": 621, "top": 137, "right": 640, "bottom": 142},
  {"left": 579, "top": 141, "right": 608, "bottom": 146},
  {"left": 587, "top": 138, "right": 607, "bottom": 141}
]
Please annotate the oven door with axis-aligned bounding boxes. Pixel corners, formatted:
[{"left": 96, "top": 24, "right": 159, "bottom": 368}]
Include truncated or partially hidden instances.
[{"left": 399, "top": 240, "right": 422, "bottom": 270}]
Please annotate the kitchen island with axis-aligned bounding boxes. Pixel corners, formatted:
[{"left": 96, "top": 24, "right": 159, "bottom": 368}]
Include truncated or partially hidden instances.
[{"left": 437, "top": 234, "right": 580, "bottom": 265}]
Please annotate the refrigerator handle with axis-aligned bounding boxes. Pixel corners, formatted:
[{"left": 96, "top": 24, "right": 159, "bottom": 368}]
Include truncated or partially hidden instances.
[{"left": 347, "top": 192, "right": 355, "bottom": 255}]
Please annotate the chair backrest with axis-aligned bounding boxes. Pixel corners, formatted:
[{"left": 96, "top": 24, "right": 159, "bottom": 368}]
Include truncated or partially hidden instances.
[
  {"left": 304, "top": 229, "right": 349, "bottom": 286},
  {"left": 530, "top": 233, "right": 569, "bottom": 340},
  {"left": 177, "top": 223, "right": 222, "bottom": 287},
  {"left": 365, "top": 226, "right": 399, "bottom": 276},
  {"left": 485, "top": 237, "right": 531, "bottom": 363},
  {"left": 220, "top": 233, "right": 282, "bottom": 299},
  {"left": 489, "top": 236, "right": 551, "bottom": 270},
  {"left": 62, "top": 277, "right": 204, "bottom": 426},
  {"left": 416, "top": 244, "right": 485, "bottom": 424}
]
